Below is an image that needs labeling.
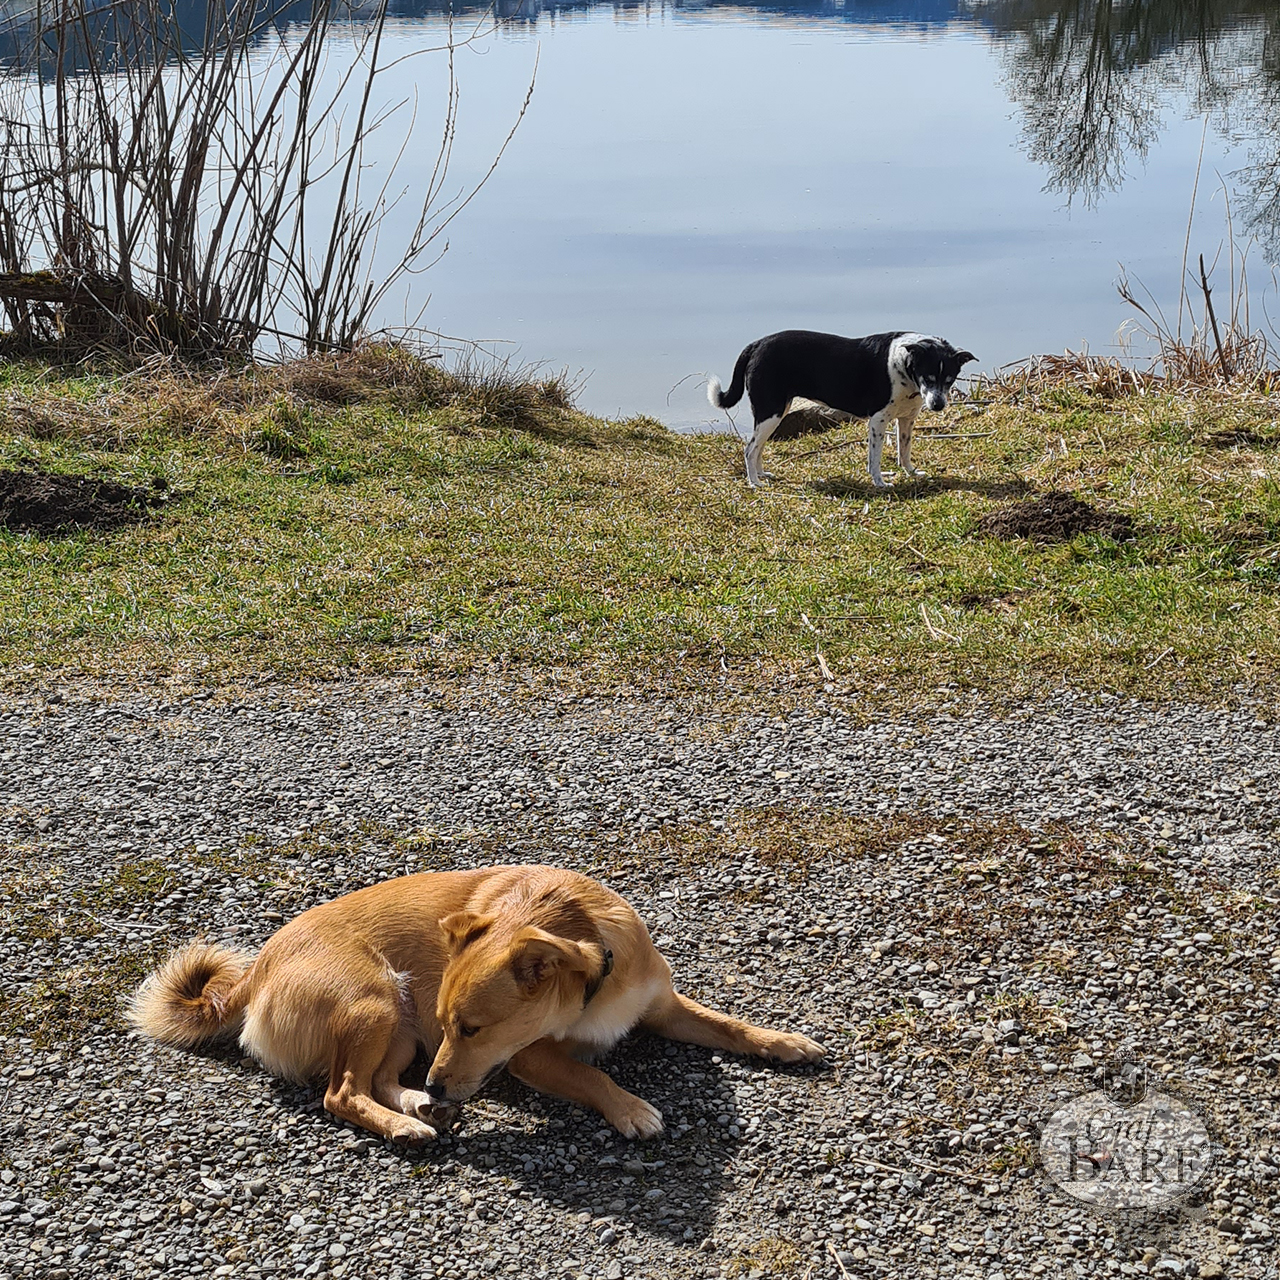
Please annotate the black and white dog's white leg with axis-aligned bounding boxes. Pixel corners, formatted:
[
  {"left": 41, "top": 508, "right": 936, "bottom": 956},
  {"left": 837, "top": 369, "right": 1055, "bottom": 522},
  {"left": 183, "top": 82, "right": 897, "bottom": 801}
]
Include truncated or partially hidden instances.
[
  {"left": 897, "top": 408, "right": 926, "bottom": 478},
  {"left": 867, "top": 410, "right": 891, "bottom": 488},
  {"left": 744, "top": 415, "right": 783, "bottom": 488}
]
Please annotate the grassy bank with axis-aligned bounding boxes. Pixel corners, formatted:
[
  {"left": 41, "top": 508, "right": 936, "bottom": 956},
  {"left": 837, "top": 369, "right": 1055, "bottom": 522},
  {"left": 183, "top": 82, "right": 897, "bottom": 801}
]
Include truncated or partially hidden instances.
[{"left": 1, "top": 346, "right": 1278, "bottom": 701}]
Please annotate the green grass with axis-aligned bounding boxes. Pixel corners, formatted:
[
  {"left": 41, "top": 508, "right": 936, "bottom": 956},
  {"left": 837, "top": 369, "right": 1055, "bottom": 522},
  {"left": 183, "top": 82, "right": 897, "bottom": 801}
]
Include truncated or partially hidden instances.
[{"left": 1, "top": 349, "right": 1279, "bottom": 701}]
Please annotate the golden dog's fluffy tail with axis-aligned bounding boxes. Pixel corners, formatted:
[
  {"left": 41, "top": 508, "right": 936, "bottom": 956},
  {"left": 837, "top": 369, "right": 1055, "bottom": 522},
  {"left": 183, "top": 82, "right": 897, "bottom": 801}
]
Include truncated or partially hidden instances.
[{"left": 129, "top": 942, "right": 255, "bottom": 1048}]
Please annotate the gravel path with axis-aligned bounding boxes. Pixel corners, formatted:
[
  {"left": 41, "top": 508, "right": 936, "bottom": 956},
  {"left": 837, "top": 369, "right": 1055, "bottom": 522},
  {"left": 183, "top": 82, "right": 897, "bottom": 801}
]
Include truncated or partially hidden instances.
[{"left": 1, "top": 682, "right": 1278, "bottom": 1280}]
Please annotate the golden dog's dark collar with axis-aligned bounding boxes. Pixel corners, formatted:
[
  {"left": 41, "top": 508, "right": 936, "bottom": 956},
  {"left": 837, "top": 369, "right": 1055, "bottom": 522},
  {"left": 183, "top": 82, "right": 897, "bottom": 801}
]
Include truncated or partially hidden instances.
[{"left": 583, "top": 948, "right": 613, "bottom": 1007}]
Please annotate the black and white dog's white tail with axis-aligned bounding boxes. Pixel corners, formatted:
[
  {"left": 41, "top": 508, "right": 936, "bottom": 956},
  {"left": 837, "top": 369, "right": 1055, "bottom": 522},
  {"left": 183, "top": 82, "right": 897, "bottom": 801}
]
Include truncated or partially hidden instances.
[{"left": 707, "top": 342, "right": 754, "bottom": 410}]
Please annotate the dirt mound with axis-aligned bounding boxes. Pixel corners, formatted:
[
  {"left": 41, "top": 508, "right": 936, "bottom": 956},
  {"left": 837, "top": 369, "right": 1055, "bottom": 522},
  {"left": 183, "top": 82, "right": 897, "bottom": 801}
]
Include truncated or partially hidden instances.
[
  {"left": 977, "top": 491, "right": 1133, "bottom": 543},
  {"left": 0, "top": 467, "right": 172, "bottom": 535}
]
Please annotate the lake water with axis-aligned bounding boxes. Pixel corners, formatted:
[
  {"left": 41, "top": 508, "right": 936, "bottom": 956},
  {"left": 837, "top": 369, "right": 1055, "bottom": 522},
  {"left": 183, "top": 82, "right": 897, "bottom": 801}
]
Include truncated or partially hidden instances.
[{"left": 8, "top": 2, "right": 1280, "bottom": 429}]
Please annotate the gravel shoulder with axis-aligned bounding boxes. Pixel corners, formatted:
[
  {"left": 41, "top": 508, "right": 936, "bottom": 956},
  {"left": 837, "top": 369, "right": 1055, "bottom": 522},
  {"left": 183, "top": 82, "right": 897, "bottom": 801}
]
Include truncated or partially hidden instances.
[{"left": 1, "top": 681, "right": 1278, "bottom": 1280}]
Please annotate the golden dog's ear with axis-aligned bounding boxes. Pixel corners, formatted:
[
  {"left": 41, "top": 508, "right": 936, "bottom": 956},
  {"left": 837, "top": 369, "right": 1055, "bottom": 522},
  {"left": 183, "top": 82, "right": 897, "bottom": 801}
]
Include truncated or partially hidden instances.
[
  {"left": 510, "top": 927, "right": 594, "bottom": 992},
  {"left": 439, "top": 911, "right": 494, "bottom": 952}
]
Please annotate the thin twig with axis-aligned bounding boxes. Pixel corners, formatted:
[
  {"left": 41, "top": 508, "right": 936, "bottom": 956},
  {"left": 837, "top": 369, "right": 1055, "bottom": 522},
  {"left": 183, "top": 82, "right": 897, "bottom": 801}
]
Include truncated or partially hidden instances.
[
  {"left": 828, "top": 1241, "right": 853, "bottom": 1278},
  {"left": 919, "top": 603, "right": 959, "bottom": 643},
  {"left": 1199, "top": 253, "right": 1232, "bottom": 381},
  {"left": 1178, "top": 117, "right": 1209, "bottom": 343},
  {"left": 791, "top": 435, "right": 865, "bottom": 460}
]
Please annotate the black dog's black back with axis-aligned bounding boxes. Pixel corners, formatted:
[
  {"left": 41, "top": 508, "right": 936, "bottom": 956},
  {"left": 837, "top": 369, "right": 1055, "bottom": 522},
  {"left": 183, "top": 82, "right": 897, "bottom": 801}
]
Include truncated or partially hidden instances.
[
  {"left": 720, "top": 328, "right": 974, "bottom": 440},
  {"left": 741, "top": 330, "right": 901, "bottom": 429}
]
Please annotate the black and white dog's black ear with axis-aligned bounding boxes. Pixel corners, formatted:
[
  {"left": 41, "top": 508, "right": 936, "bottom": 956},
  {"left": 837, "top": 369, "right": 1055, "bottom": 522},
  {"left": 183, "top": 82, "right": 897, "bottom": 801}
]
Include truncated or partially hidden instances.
[
  {"left": 956, "top": 350, "right": 978, "bottom": 365},
  {"left": 904, "top": 340, "right": 930, "bottom": 370}
]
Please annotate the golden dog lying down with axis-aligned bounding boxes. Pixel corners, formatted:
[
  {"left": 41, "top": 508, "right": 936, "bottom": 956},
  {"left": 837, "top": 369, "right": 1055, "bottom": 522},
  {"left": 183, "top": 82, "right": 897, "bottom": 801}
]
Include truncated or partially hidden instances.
[{"left": 130, "top": 864, "right": 824, "bottom": 1143}]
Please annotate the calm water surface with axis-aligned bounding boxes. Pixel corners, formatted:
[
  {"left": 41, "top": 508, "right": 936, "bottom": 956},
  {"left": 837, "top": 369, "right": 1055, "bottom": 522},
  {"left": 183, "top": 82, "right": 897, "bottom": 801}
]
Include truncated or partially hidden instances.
[{"left": 14, "top": 2, "right": 1280, "bottom": 428}]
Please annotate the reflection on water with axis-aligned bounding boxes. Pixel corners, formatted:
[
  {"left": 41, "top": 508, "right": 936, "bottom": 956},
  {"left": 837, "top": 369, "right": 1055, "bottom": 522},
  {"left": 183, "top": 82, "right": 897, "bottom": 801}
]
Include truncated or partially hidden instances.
[
  {"left": 5, "top": 1, "right": 1277, "bottom": 227},
  {"left": 7, "top": 1, "right": 1278, "bottom": 195},
  {"left": 985, "top": 2, "right": 1280, "bottom": 233},
  {"left": 2, "top": 1, "right": 1279, "bottom": 423}
]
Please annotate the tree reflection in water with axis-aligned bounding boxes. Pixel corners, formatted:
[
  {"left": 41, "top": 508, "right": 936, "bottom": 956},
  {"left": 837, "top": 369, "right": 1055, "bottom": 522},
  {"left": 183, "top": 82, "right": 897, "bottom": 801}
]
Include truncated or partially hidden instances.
[
  {"left": 979, "top": 1, "right": 1280, "bottom": 253},
  {"left": 4, "top": 0, "right": 1279, "bottom": 248}
]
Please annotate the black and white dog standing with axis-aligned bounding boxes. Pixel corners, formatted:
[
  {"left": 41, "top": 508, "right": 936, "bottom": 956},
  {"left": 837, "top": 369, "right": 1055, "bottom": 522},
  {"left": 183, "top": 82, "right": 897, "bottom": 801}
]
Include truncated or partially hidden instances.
[{"left": 707, "top": 330, "right": 977, "bottom": 488}]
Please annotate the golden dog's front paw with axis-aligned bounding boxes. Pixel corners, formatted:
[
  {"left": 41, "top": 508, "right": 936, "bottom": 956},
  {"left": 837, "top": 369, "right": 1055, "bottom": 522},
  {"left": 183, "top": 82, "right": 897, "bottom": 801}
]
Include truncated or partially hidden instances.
[
  {"left": 389, "top": 1117, "right": 438, "bottom": 1146},
  {"left": 759, "top": 1031, "right": 826, "bottom": 1063},
  {"left": 608, "top": 1094, "right": 664, "bottom": 1140},
  {"left": 408, "top": 1096, "right": 462, "bottom": 1133}
]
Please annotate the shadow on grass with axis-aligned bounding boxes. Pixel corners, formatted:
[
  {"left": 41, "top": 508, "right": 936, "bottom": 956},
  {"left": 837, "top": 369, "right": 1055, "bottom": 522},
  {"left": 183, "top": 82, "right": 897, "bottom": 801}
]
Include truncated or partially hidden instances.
[{"left": 808, "top": 472, "right": 1034, "bottom": 501}]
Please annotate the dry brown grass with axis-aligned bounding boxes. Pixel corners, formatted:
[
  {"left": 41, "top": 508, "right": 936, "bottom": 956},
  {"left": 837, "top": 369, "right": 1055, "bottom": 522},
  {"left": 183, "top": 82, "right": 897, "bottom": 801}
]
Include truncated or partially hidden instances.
[
  {"left": 223, "top": 345, "right": 577, "bottom": 430},
  {"left": 0, "top": 343, "right": 578, "bottom": 452},
  {"left": 724, "top": 1236, "right": 806, "bottom": 1278},
  {"left": 976, "top": 352, "right": 1162, "bottom": 402},
  {"left": 975, "top": 347, "right": 1280, "bottom": 405}
]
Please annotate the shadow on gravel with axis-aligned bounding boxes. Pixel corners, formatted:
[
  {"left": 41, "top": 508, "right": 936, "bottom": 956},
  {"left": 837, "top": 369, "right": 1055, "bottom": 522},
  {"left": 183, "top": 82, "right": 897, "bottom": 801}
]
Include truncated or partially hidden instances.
[
  {"left": 808, "top": 472, "right": 1033, "bottom": 501},
  {"left": 213, "top": 1031, "right": 821, "bottom": 1247},
  {"left": 399, "top": 1034, "right": 777, "bottom": 1246}
]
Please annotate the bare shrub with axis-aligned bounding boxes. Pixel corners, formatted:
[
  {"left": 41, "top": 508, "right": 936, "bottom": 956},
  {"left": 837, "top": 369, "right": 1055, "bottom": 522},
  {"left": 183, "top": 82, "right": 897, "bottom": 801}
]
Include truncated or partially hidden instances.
[{"left": 0, "top": 0, "right": 529, "bottom": 357}]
